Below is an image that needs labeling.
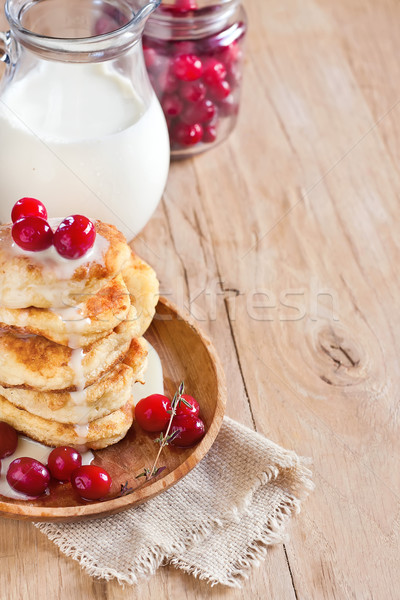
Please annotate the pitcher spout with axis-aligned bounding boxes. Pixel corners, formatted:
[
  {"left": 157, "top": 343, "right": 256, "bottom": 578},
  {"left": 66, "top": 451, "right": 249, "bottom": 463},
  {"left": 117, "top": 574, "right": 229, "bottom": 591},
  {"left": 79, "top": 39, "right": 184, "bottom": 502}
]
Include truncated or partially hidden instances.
[{"left": 133, "top": 0, "right": 161, "bottom": 25}]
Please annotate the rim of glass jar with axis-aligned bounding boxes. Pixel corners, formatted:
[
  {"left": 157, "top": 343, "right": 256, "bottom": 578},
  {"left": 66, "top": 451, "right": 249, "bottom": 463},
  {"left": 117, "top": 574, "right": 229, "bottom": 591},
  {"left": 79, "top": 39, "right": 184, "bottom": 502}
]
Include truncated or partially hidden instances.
[
  {"left": 4, "top": 0, "right": 161, "bottom": 62},
  {"left": 145, "top": 0, "right": 240, "bottom": 40}
]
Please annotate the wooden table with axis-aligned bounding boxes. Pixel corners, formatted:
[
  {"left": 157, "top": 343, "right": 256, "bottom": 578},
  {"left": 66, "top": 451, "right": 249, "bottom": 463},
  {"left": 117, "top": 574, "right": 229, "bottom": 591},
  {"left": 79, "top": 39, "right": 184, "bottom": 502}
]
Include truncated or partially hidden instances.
[{"left": 1, "top": 0, "right": 400, "bottom": 597}]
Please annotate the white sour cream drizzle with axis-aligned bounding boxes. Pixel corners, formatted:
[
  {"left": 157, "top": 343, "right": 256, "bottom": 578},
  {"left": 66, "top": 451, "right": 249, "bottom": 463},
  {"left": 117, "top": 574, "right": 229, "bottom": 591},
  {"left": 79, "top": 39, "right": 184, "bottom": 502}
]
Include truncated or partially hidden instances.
[
  {"left": 68, "top": 346, "right": 90, "bottom": 442},
  {"left": 50, "top": 304, "right": 92, "bottom": 340},
  {"left": 132, "top": 342, "right": 164, "bottom": 405}
]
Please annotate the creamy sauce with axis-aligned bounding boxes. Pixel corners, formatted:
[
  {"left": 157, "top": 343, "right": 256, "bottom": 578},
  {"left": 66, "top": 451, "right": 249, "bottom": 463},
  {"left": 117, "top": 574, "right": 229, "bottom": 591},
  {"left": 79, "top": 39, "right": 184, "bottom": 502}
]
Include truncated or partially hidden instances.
[
  {"left": 69, "top": 348, "right": 86, "bottom": 389},
  {"left": 0, "top": 61, "right": 170, "bottom": 240},
  {"left": 68, "top": 348, "right": 89, "bottom": 441},
  {"left": 50, "top": 305, "right": 92, "bottom": 338},
  {"left": 70, "top": 388, "right": 91, "bottom": 443},
  {"left": 73, "top": 423, "right": 90, "bottom": 443},
  {"left": 132, "top": 342, "right": 164, "bottom": 405},
  {"left": 0, "top": 435, "right": 94, "bottom": 500}
]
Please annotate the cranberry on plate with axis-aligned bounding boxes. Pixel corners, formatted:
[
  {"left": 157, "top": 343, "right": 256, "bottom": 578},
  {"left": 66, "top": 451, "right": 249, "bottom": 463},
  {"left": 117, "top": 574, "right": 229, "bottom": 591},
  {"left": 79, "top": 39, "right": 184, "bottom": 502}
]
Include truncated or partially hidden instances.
[
  {"left": 135, "top": 394, "right": 172, "bottom": 432},
  {"left": 7, "top": 457, "right": 50, "bottom": 497},
  {"left": 0, "top": 422, "right": 18, "bottom": 459},
  {"left": 169, "top": 414, "right": 205, "bottom": 447},
  {"left": 175, "top": 394, "right": 200, "bottom": 417},
  {"left": 47, "top": 446, "right": 82, "bottom": 482},
  {"left": 71, "top": 465, "right": 112, "bottom": 501}
]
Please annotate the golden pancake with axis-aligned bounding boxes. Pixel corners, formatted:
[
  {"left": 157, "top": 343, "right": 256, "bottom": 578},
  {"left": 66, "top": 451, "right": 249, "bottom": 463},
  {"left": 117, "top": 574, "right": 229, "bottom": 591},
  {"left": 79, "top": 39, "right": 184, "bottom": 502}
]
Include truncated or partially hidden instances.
[
  {"left": 0, "top": 395, "right": 134, "bottom": 450},
  {"left": 0, "top": 220, "right": 132, "bottom": 309},
  {"left": 0, "top": 216, "right": 159, "bottom": 451},
  {"left": 0, "top": 337, "right": 148, "bottom": 424},
  {"left": 0, "top": 274, "right": 132, "bottom": 347},
  {"left": 0, "top": 308, "right": 137, "bottom": 391},
  {"left": 123, "top": 250, "right": 159, "bottom": 337},
  {"left": 122, "top": 336, "right": 149, "bottom": 378}
]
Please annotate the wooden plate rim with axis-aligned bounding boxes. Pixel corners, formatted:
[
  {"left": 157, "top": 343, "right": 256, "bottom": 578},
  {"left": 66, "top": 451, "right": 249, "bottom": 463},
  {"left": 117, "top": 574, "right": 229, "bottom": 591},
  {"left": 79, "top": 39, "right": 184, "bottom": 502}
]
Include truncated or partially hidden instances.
[{"left": 0, "top": 296, "right": 226, "bottom": 521}]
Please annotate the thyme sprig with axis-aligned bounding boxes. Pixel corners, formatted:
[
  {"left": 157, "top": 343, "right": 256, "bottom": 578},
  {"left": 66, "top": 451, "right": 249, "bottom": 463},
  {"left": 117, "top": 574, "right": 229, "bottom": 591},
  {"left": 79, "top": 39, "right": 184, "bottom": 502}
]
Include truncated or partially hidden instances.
[
  {"left": 118, "top": 481, "right": 134, "bottom": 497},
  {"left": 136, "top": 381, "right": 189, "bottom": 482},
  {"left": 136, "top": 466, "right": 166, "bottom": 480}
]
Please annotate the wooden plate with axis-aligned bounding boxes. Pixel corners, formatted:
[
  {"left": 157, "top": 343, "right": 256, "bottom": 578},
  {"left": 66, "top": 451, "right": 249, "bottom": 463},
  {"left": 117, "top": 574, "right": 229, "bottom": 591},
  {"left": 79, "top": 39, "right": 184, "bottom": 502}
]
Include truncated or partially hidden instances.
[{"left": 0, "top": 297, "right": 226, "bottom": 522}]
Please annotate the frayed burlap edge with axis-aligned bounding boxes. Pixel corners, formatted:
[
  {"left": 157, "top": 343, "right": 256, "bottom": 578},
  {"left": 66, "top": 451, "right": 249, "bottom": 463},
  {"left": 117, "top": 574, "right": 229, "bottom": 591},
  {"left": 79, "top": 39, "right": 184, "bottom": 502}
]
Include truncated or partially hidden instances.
[
  {"left": 35, "top": 456, "right": 313, "bottom": 588},
  {"left": 170, "top": 459, "right": 314, "bottom": 587}
]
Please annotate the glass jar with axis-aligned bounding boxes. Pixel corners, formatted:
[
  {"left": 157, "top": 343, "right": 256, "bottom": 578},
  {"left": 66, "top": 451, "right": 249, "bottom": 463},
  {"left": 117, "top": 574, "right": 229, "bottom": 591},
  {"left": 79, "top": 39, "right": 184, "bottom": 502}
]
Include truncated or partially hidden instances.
[
  {"left": 143, "top": 0, "right": 247, "bottom": 159},
  {"left": 0, "top": 0, "right": 170, "bottom": 241}
]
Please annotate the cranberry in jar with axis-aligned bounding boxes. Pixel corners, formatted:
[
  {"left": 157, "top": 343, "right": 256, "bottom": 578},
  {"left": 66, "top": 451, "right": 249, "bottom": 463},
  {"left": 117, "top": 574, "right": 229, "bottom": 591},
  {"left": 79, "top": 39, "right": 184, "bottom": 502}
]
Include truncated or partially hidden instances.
[{"left": 144, "top": 0, "right": 247, "bottom": 159}]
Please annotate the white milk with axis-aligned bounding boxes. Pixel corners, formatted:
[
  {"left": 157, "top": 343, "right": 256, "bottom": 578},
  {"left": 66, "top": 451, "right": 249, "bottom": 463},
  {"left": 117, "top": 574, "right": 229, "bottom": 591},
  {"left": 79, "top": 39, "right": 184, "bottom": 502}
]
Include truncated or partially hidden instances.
[{"left": 0, "top": 61, "right": 170, "bottom": 240}]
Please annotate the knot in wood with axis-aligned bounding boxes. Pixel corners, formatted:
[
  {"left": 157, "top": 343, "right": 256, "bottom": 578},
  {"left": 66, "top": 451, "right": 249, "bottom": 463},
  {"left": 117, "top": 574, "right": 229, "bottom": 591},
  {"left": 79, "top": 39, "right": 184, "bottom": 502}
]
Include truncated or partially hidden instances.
[{"left": 314, "top": 326, "right": 365, "bottom": 387}]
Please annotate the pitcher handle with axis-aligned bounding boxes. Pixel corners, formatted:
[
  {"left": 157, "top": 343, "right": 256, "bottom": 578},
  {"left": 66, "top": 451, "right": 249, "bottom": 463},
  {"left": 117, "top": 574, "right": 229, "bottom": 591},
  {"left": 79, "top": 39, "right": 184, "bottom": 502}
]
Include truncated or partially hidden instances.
[
  {"left": 0, "top": 30, "right": 19, "bottom": 87},
  {"left": 0, "top": 30, "right": 12, "bottom": 65}
]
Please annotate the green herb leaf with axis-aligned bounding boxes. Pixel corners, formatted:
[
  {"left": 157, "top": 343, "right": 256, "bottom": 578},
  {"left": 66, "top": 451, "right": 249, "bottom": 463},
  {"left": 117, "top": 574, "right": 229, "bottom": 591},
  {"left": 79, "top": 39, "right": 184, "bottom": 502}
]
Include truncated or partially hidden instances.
[{"left": 118, "top": 481, "right": 134, "bottom": 496}]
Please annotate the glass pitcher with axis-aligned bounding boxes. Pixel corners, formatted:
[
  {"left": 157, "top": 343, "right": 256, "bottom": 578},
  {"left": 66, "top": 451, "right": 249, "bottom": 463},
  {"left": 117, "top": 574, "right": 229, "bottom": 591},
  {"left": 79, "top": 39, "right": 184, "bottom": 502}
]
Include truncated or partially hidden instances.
[{"left": 0, "top": 0, "right": 170, "bottom": 241}]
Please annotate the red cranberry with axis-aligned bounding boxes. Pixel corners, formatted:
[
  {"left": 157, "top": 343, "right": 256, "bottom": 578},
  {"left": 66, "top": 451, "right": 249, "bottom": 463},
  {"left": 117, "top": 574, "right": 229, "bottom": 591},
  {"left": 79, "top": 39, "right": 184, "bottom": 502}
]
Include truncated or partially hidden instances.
[
  {"left": 12, "top": 216, "right": 53, "bottom": 252},
  {"left": 217, "top": 40, "right": 241, "bottom": 66},
  {"left": 47, "top": 446, "right": 82, "bottom": 481},
  {"left": 172, "top": 54, "right": 203, "bottom": 81},
  {"left": 0, "top": 422, "right": 18, "bottom": 459},
  {"left": 172, "top": 122, "right": 203, "bottom": 146},
  {"left": 164, "top": 0, "right": 198, "bottom": 14},
  {"left": 202, "top": 58, "right": 227, "bottom": 85},
  {"left": 162, "top": 94, "right": 183, "bottom": 117},
  {"left": 53, "top": 215, "right": 96, "bottom": 259},
  {"left": 71, "top": 465, "right": 112, "bottom": 501},
  {"left": 7, "top": 457, "right": 50, "bottom": 497},
  {"left": 157, "top": 69, "right": 179, "bottom": 94},
  {"left": 175, "top": 394, "right": 200, "bottom": 417},
  {"left": 169, "top": 415, "right": 205, "bottom": 447},
  {"left": 135, "top": 394, "right": 172, "bottom": 432},
  {"left": 180, "top": 80, "right": 206, "bottom": 103},
  {"left": 11, "top": 197, "right": 48, "bottom": 223},
  {"left": 181, "top": 98, "right": 216, "bottom": 125},
  {"left": 176, "top": 0, "right": 198, "bottom": 10},
  {"left": 208, "top": 79, "right": 231, "bottom": 101},
  {"left": 203, "top": 124, "right": 218, "bottom": 143}
]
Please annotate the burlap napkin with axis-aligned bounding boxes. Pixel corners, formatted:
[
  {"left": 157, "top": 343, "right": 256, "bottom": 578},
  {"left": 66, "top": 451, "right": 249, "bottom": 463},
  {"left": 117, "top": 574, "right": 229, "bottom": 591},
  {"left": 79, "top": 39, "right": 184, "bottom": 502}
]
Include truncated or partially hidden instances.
[{"left": 35, "top": 417, "right": 313, "bottom": 587}]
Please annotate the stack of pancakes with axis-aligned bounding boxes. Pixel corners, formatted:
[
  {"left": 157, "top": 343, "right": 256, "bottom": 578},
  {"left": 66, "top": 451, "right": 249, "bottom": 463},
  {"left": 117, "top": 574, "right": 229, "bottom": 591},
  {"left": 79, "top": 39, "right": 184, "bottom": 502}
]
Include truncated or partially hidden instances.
[{"left": 0, "top": 220, "right": 159, "bottom": 449}]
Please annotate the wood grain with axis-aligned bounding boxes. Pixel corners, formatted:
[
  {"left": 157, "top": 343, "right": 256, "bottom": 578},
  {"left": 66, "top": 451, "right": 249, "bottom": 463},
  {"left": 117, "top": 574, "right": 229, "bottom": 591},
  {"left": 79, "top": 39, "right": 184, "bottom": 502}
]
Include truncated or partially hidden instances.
[{"left": 2, "top": 0, "right": 400, "bottom": 598}]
